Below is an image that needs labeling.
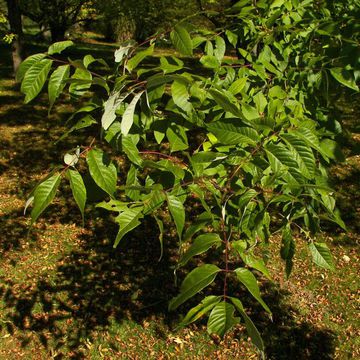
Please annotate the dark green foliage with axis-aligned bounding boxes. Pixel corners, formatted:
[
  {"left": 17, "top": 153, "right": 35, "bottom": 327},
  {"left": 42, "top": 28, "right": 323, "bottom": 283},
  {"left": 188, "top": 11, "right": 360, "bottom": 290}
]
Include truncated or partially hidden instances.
[{"left": 18, "top": 0, "right": 359, "bottom": 353}]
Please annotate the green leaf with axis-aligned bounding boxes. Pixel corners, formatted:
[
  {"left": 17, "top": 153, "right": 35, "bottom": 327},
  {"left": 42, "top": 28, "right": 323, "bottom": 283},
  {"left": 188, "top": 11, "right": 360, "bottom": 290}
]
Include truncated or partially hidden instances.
[
  {"left": 179, "top": 233, "right": 222, "bottom": 266},
  {"left": 232, "top": 240, "right": 247, "bottom": 255},
  {"left": 48, "top": 65, "right": 70, "bottom": 112},
  {"left": 21, "top": 59, "right": 53, "bottom": 103},
  {"left": 291, "top": 128, "right": 322, "bottom": 153},
  {"left": 308, "top": 242, "right": 335, "bottom": 270},
  {"left": 192, "top": 36, "right": 207, "bottom": 48},
  {"left": 57, "top": 114, "right": 97, "bottom": 143},
  {"left": 200, "top": 55, "right": 220, "bottom": 69},
  {"left": 281, "top": 226, "right": 295, "bottom": 278},
  {"left": 86, "top": 149, "right": 117, "bottom": 197},
  {"left": 125, "top": 165, "right": 140, "bottom": 201},
  {"left": 183, "top": 212, "right": 213, "bottom": 240},
  {"left": 68, "top": 68, "right": 92, "bottom": 97},
  {"left": 83, "top": 54, "right": 97, "bottom": 68},
  {"left": 208, "top": 89, "right": 243, "bottom": 118},
  {"left": 179, "top": 296, "right": 221, "bottom": 327},
  {"left": 254, "top": 92, "right": 267, "bottom": 113},
  {"left": 159, "top": 56, "right": 184, "bottom": 74},
  {"left": 329, "top": 68, "right": 359, "bottom": 91},
  {"left": 102, "top": 90, "right": 131, "bottom": 130},
  {"left": 270, "top": 0, "right": 285, "bottom": 8},
  {"left": 96, "top": 199, "right": 128, "bottom": 213},
  {"left": 242, "top": 104, "right": 260, "bottom": 121},
  {"left": 191, "top": 152, "right": 226, "bottom": 164},
  {"left": 122, "top": 135, "right": 143, "bottom": 166},
  {"left": 147, "top": 74, "right": 191, "bottom": 90},
  {"left": 268, "top": 85, "right": 287, "bottom": 99},
  {"left": 48, "top": 40, "right": 74, "bottom": 55},
  {"left": 230, "top": 297, "right": 264, "bottom": 352},
  {"left": 237, "top": 189, "right": 258, "bottom": 209},
  {"left": 121, "top": 91, "right": 144, "bottom": 136},
  {"left": 16, "top": 53, "right": 46, "bottom": 82},
  {"left": 207, "top": 120, "right": 259, "bottom": 146},
  {"left": 320, "top": 139, "right": 345, "bottom": 162},
  {"left": 166, "top": 123, "right": 189, "bottom": 152},
  {"left": 207, "top": 302, "right": 239, "bottom": 337},
  {"left": 169, "top": 264, "right": 221, "bottom": 310},
  {"left": 143, "top": 190, "right": 166, "bottom": 215},
  {"left": 214, "top": 36, "right": 226, "bottom": 62},
  {"left": 265, "top": 143, "right": 299, "bottom": 174},
  {"left": 126, "top": 45, "right": 154, "bottom": 72},
  {"left": 171, "top": 81, "right": 192, "bottom": 112},
  {"left": 228, "top": 77, "right": 247, "bottom": 95},
  {"left": 30, "top": 173, "right": 61, "bottom": 225},
  {"left": 167, "top": 194, "right": 185, "bottom": 240},
  {"left": 170, "top": 25, "right": 193, "bottom": 56},
  {"left": 282, "top": 133, "right": 316, "bottom": 178},
  {"left": 225, "top": 30, "right": 238, "bottom": 48},
  {"left": 234, "top": 268, "right": 271, "bottom": 314},
  {"left": 114, "top": 207, "right": 143, "bottom": 247},
  {"left": 241, "top": 254, "right": 272, "bottom": 280},
  {"left": 67, "top": 169, "right": 86, "bottom": 225}
]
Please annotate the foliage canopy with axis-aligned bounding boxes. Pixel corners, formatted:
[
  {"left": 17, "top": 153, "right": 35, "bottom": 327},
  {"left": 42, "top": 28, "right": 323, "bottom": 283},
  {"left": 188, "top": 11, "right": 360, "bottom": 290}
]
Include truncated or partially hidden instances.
[{"left": 18, "top": 0, "right": 359, "bottom": 352}]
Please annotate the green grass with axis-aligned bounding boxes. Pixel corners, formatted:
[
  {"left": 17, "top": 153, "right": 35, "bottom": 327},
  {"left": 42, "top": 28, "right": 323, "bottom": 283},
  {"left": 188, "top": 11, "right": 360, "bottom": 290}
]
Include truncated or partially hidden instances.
[{"left": 0, "top": 39, "right": 359, "bottom": 359}]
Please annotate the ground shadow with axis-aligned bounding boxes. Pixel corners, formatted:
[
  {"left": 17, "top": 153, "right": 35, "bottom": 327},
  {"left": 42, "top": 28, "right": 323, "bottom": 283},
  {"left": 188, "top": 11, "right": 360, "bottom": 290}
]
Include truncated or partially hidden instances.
[
  {"left": 0, "top": 216, "right": 179, "bottom": 359},
  {"left": 0, "top": 213, "right": 337, "bottom": 359},
  {"left": 250, "top": 283, "right": 336, "bottom": 360},
  {"left": 0, "top": 208, "right": 39, "bottom": 254}
]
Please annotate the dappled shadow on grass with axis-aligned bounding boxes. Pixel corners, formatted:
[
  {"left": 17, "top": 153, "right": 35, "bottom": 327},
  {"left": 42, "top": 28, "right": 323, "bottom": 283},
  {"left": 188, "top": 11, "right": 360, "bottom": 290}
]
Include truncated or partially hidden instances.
[
  {"left": 251, "top": 283, "right": 336, "bottom": 360},
  {"left": 324, "top": 92, "right": 360, "bottom": 238},
  {"left": 0, "top": 214, "right": 337, "bottom": 359},
  {"left": 331, "top": 162, "right": 360, "bottom": 232},
  {"left": 0, "top": 209, "right": 38, "bottom": 254},
  {"left": 0, "top": 216, "right": 179, "bottom": 358}
]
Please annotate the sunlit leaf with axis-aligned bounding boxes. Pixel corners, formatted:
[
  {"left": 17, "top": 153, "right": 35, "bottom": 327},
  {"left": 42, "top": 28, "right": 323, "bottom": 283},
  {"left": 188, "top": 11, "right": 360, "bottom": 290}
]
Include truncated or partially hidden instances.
[
  {"left": 167, "top": 194, "right": 185, "bottom": 240},
  {"left": 30, "top": 173, "right": 61, "bottom": 225},
  {"left": 21, "top": 59, "right": 53, "bottom": 103},
  {"left": 179, "top": 296, "right": 221, "bottom": 327},
  {"left": 114, "top": 207, "right": 143, "bottom": 247},
  {"left": 330, "top": 68, "right": 359, "bottom": 91},
  {"left": 170, "top": 25, "right": 193, "bottom": 56},
  {"left": 169, "top": 264, "right": 221, "bottom": 310},
  {"left": 48, "top": 40, "right": 73, "bottom": 55},
  {"left": 16, "top": 53, "right": 46, "bottom": 82},
  {"left": 235, "top": 268, "right": 271, "bottom": 314},
  {"left": 230, "top": 297, "right": 264, "bottom": 352},
  {"left": 179, "top": 233, "right": 222, "bottom": 266},
  {"left": 309, "top": 242, "right": 334, "bottom": 270},
  {"left": 86, "top": 149, "right": 117, "bottom": 197},
  {"left": 48, "top": 64, "right": 70, "bottom": 112},
  {"left": 207, "top": 302, "right": 239, "bottom": 337},
  {"left": 126, "top": 45, "right": 154, "bottom": 72},
  {"left": 67, "top": 169, "right": 86, "bottom": 225},
  {"left": 121, "top": 91, "right": 144, "bottom": 136}
]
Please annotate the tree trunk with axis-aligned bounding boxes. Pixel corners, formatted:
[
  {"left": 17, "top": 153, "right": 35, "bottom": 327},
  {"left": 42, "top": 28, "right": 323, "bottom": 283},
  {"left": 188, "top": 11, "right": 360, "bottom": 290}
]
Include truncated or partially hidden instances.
[
  {"left": 49, "top": 23, "right": 67, "bottom": 42},
  {"left": 6, "top": 0, "right": 23, "bottom": 74}
]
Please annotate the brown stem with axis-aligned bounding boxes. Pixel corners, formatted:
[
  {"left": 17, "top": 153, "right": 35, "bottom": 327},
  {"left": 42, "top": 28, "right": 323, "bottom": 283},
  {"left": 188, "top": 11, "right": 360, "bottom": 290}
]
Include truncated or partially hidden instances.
[{"left": 139, "top": 151, "right": 188, "bottom": 168}]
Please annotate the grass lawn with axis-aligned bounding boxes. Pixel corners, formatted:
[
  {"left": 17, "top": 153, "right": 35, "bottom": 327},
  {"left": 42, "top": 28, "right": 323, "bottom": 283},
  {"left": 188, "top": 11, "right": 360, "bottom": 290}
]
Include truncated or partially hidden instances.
[{"left": 0, "top": 38, "right": 359, "bottom": 359}]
